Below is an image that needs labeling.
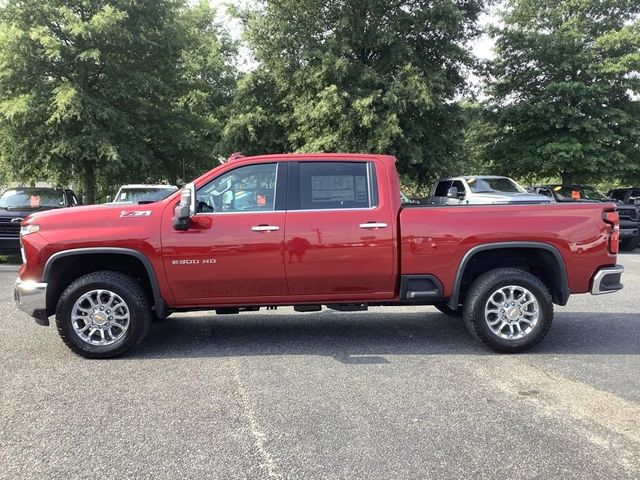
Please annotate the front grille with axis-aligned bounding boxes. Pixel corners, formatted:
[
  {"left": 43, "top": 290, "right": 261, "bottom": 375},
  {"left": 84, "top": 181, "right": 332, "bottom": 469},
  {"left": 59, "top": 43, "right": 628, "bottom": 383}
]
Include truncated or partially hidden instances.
[
  {"left": 0, "top": 217, "right": 21, "bottom": 237},
  {"left": 618, "top": 207, "right": 639, "bottom": 222}
]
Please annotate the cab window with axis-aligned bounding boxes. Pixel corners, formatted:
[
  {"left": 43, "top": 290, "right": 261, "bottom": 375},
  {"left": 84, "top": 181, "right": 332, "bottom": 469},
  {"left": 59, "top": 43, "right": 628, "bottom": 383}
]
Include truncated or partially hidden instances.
[
  {"left": 298, "top": 162, "right": 374, "bottom": 210},
  {"left": 434, "top": 181, "right": 452, "bottom": 197},
  {"left": 196, "top": 163, "right": 277, "bottom": 213}
]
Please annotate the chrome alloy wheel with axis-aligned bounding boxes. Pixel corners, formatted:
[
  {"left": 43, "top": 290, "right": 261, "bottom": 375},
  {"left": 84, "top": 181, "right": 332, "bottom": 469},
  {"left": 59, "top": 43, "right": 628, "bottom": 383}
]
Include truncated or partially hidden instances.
[
  {"left": 484, "top": 285, "right": 540, "bottom": 340},
  {"left": 71, "top": 289, "right": 130, "bottom": 346}
]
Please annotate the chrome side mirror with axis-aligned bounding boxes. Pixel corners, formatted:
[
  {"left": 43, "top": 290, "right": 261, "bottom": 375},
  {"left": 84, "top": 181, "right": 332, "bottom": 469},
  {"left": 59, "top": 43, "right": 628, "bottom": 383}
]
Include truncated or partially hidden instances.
[{"left": 173, "top": 183, "right": 196, "bottom": 231}]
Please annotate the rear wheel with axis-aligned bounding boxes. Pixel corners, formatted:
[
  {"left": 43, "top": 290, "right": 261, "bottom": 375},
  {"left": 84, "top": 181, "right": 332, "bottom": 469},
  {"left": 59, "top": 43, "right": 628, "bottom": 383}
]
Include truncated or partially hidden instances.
[
  {"left": 463, "top": 268, "right": 553, "bottom": 353},
  {"left": 620, "top": 236, "right": 640, "bottom": 251},
  {"left": 433, "top": 302, "right": 463, "bottom": 317},
  {"left": 55, "top": 271, "right": 152, "bottom": 358}
]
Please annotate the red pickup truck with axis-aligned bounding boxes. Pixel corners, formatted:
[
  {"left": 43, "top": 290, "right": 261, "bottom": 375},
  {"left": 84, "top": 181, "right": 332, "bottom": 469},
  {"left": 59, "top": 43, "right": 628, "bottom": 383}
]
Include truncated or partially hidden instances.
[{"left": 15, "top": 153, "right": 624, "bottom": 358}]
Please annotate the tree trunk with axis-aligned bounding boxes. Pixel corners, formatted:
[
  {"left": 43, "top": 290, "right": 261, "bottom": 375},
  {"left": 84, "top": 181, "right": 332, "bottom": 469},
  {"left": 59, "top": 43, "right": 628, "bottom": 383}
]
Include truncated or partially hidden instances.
[
  {"left": 82, "top": 163, "right": 96, "bottom": 205},
  {"left": 561, "top": 170, "right": 573, "bottom": 186}
]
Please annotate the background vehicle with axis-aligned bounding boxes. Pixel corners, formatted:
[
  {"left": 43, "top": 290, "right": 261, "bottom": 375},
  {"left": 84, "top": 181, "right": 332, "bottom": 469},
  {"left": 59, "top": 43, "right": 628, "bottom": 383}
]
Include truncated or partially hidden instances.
[
  {"left": 608, "top": 187, "right": 640, "bottom": 206},
  {"left": 108, "top": 184, "right": 178, "bottom": 204},
  {"left": 430, "top": 176, "right": 550, "bottom": 205},
  {"left": 16, "top": 154, "right": 622, "bottom": 358},
  {"left": 0, "top": 187, "right": 79, "bottom": 254},
  {"left": 531, "top": 184, "right": 640, "bottom": 251}
]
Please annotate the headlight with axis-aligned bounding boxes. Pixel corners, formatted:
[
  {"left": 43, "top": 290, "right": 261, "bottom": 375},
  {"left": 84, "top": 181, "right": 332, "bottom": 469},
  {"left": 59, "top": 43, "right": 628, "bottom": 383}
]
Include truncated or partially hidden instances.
[{"left": 20, "top": 224, "right": 40, "bottom": 236}]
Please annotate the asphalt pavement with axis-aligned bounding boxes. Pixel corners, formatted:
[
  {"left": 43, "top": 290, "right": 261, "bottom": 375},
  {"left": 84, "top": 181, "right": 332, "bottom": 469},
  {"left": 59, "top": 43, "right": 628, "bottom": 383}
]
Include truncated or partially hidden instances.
[{"left": 1, "top": 253, "right": 639, "bottom": 479}]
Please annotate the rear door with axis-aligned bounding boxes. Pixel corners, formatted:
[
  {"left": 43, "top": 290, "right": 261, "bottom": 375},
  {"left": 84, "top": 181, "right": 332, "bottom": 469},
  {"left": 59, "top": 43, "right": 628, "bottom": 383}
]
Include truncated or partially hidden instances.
[{"left": 284, "top": 160, "right": 395, "bottom": 297}]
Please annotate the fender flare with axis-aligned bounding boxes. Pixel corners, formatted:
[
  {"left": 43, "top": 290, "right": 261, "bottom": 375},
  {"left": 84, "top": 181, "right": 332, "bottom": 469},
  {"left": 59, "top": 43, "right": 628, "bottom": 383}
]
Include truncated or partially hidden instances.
[
  {"left": 43, "top": 247, "right": 167, "bottom": 316},
  {"left": 448, "top": 241, "right": 570, "bottom": 309}
]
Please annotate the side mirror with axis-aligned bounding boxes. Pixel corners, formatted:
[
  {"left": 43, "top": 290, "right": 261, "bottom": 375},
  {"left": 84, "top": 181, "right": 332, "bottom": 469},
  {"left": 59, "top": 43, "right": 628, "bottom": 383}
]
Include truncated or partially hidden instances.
[
  {"left": 634, "top": 198, "right": 640, "bottom": 206},
  {"left": 447, "top": 186, "right": 463, "bottom": 199},
  {"left": 173, "top": 183, "right": 196, "bottom": 231},
  {"left": 526, "top": 187, "right": 535, "bottom": 193},
  {"left": 106, "top": 195, "right": 112, "bottom": 203}
]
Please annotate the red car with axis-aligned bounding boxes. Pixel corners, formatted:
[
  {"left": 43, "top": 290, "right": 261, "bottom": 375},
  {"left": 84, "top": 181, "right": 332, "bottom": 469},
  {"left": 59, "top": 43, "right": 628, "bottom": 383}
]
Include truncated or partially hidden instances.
[{"left": 15, "top": 153, "right": 623, "bottom": 358}]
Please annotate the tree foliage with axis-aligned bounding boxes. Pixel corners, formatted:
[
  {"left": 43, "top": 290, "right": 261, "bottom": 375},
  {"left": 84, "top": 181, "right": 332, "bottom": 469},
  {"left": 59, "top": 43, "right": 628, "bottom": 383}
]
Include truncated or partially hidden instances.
[
  {"left": 0, "top": 0, "right": 236, "bottom": 202},
  {"left": 225, "top": 0, "right": 485, "bottom": 187},
  {"left": 486, "top": 0, "right": 640, "bottom": 185}
]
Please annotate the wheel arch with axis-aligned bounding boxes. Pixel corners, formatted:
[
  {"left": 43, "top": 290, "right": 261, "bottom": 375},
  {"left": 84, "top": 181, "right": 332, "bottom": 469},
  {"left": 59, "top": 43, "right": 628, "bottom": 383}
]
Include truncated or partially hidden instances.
[
  {"left": 43, "top": 247, "right": 167, "bottom": 318},
  {"left": 448, "top": 242, "right": 569, "bottom": 309}
]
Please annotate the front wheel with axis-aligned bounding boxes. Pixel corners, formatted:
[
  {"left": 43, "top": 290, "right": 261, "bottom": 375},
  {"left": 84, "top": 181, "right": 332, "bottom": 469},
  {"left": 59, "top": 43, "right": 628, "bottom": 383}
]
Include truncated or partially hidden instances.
[
  {"left": 55, "top": 271, "right": 152, "bottom": 358},
  {"left": 463, "top": 268, "right": 553, "bottom": 353}
]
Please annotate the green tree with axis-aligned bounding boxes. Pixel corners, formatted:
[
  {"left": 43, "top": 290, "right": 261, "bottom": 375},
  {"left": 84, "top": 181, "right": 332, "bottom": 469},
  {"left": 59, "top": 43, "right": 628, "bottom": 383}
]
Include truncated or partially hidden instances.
[
  {"left": 0, "top": 0, "right": 236, "bottom": 202},
  {"left": 486, "top": 0, "right": 640, "bottom": 185},
  {"left": 227, "top": 0, "right": 485, "bottom": 188}
]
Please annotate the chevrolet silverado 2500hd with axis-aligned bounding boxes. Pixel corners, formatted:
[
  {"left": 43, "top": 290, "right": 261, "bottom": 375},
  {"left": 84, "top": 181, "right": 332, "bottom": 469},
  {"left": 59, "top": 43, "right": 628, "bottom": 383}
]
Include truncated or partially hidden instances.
[{"left": 15, "top": 153, "right": 624, "bottom": 358}]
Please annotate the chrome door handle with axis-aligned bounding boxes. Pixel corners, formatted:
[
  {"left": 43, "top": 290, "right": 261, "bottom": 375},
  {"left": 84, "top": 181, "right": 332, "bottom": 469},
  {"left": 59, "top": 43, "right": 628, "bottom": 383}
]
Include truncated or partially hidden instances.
[
  {"left": 359, "top": 222, "right": 388, "bottom": 229},
  {"left": 251, "top": 225, "right": 280, "bottom": 232}
]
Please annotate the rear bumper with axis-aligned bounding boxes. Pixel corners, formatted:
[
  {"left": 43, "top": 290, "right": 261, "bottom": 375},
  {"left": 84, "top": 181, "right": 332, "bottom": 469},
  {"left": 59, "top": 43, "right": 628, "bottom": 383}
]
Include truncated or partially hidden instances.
[
  {"left": 590, "top": 265, "right": 624, "bottom": 295},
  {"left": 14, "top": 278, "right": 49, "bottom": 325}
]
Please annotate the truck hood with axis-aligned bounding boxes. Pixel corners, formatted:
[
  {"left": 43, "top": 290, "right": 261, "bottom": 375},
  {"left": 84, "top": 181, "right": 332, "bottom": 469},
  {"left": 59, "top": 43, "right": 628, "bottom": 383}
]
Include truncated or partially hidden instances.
[
  {"left": 471, "top": 192, "right": 551, "bottom": 204},
  {"left": 22, "top": 203, "right": 167, "bottom": 240}
]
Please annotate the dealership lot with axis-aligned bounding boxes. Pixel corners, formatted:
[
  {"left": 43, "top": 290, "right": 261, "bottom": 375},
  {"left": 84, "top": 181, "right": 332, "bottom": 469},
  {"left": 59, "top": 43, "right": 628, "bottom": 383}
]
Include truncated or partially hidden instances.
[{"left": 1, "top": 254, "right": 639, "bottom": 480}]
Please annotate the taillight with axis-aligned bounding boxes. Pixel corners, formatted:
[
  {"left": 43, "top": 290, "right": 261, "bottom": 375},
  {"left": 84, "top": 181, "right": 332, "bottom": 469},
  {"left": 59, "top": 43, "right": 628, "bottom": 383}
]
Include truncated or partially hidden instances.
[{"left": 603, "top": 210, "right": 619, "bottom": 254}]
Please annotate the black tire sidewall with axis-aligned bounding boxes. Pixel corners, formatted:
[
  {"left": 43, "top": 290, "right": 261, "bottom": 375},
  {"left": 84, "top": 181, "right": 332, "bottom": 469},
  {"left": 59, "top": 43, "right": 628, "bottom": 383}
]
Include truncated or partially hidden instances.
[
  {"left": 465, "top": 270, "right": 553, "bottom": 352},
  {"left": 620, "top": 237, "right": 640, "bottom": 251},
  {"left": 56, "top": 273, "right": 151, "bottom": 358}
]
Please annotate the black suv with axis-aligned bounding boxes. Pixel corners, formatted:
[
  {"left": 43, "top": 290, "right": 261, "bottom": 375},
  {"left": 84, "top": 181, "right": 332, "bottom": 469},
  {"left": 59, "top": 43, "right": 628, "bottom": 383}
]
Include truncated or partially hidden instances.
[
  {"left": 0, "top": 187, "right": 80, "bottom": 255},
  {"left": 529, "top": 184, "right": 640, "bottom": 251}
]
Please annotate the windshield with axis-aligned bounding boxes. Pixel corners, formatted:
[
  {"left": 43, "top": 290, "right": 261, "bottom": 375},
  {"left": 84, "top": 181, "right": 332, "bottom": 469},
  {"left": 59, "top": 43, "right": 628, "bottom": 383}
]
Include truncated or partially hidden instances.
[
  {"left": 553, "top": 185, "right": 607, "bottom": 201},
  {"left": 0, "top": 188, "right": 65, "bottom": 209},
  {"left": 467, "top": 177, "right": 525, "bottom": 193},
  {"left": 115, "top": 188, "right": 175, "bottom": 203}
]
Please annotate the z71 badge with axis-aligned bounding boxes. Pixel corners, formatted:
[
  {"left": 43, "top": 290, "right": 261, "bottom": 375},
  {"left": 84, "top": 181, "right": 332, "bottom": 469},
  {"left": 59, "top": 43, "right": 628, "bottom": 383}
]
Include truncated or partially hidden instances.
[{"left": 120, "top": 210, "right": 152, "bottom": 218}]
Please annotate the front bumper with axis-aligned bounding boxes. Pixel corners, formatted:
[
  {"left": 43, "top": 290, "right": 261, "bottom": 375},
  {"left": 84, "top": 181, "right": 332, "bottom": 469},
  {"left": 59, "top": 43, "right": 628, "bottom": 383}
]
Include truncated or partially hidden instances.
[
  {"left": 590, "top": 265, "right": 624, "bottom": 295},
  {"left": 0, "top": 236, "right": 20, "bottom": 254},
  {"left": 14, "top": 278, "right": 49, "bottom": 325},
  {"left": 619, "top": 227, "right": 639, "bottom": 239}
]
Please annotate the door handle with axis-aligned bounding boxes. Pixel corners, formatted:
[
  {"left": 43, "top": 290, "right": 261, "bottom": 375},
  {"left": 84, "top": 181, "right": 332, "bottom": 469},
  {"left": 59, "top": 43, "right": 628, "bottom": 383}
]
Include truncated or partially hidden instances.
[
  {"left": 359, "top": 222, "right": 388, "bottom": 229},
  {"left": 251, "top": 225, "right": 280, "bottom": 232}
]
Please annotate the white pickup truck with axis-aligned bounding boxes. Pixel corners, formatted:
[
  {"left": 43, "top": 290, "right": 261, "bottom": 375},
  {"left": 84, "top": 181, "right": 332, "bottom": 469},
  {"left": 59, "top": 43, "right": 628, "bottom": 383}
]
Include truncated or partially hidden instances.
[{"left": 430, "top": 176, "right": 550, "bottom": 205}]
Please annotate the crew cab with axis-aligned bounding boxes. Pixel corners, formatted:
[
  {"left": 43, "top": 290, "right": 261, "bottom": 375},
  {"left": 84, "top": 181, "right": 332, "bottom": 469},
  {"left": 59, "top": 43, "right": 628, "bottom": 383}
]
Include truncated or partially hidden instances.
[{"left": 15, "top": 154, "right": 624, "bottom": 358}]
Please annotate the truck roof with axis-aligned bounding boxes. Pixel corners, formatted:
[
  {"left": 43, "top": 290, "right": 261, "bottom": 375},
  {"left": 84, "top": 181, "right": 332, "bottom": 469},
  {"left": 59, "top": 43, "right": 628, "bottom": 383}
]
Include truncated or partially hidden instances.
[
  {"left": 118, "top": 184, "right": 177, "bottom": 189},
  {"left": 227, "top": 152, "right": 397, "bottom": 164},
  {"left": 439, "top": 175, "right": 511, "bottom": 181}
]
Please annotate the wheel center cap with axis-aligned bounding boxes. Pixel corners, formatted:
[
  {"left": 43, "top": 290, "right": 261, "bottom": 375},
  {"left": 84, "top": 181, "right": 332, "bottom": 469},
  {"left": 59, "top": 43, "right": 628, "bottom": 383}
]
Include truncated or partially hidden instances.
[
  {"left": 506, "top": 307, "right": 520, "bottom": 321},
  {"left": 93, "top": 311, "right": 108, "bottom": 326}
]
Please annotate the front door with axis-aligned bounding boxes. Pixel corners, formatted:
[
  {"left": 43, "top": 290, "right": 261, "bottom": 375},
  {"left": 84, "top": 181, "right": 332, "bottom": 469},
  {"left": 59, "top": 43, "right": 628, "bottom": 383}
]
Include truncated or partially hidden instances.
[{"left": 162, "top": 162, "right": 288, "bottom": 304}]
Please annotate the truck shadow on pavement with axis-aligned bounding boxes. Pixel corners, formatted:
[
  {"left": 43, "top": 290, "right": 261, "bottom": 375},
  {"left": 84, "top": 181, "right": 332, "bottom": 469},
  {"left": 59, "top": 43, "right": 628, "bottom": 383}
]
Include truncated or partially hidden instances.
[{"left": 129, "top": 311, "right": 640, "bottom": 361}]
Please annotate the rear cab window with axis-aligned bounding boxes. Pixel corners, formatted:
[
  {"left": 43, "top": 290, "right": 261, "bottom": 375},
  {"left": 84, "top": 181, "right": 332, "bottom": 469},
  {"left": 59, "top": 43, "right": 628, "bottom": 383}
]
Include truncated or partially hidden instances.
[
  {"left": 434, "top": 181, "right": 452, "bottom": 197},
  {"left": 290, "top": 161, "right": 379, "bottom": 210}
]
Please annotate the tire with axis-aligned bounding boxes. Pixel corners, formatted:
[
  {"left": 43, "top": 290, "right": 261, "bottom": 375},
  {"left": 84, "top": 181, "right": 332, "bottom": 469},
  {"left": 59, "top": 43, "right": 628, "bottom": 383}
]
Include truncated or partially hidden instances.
[
  {"left": 463, "top": 268, "right": 553, "bottom": 353},
  {"left": 433, "top": 302, "right": 463, "bottom": 317},
  {"left": 620, "top": 236, "right": 640, "bottom": 251},
  {"left": 55, "top": 271, "right": 152, "bottom": 359}
]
